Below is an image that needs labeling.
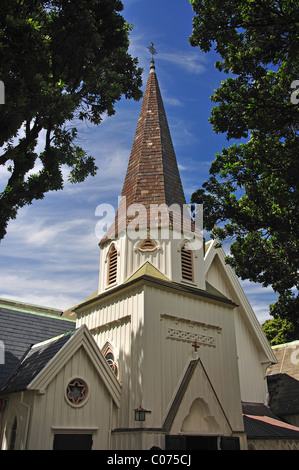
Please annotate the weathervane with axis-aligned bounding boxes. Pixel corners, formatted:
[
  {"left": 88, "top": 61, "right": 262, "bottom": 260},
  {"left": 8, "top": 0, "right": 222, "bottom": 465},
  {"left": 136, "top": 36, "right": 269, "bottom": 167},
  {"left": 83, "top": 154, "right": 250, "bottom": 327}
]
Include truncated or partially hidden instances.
[{"left": 147, "top": 42, "right": 158, "bottom": 61}]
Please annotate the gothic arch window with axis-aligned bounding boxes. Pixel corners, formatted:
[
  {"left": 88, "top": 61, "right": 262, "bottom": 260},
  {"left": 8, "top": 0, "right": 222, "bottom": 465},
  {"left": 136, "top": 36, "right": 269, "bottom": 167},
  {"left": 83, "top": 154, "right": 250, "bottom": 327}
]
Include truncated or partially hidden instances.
[
  {"left": 102, "top": 341, "right": 119, "bottom": 378},
  {"left": 181, "top": 242, "right": 194, "bottom": 282},
  {"left": 107, "top": 244, "right": 118, "bottom": 285},
  {"left": 104, "top": 349, "right": 118, "bottom": 377}
]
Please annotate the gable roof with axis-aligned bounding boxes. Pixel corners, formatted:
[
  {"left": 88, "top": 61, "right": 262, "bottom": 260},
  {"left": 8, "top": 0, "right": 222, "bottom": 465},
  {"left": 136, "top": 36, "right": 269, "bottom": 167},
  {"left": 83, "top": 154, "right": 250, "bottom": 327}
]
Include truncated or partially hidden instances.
[
  {"left": 204, "top": 240, "right": 276, "bottom": 365},
  {"left": 125, "top": 261, "right": 170, "bottom": 283},
  {"left": 164, "top": 357, "right": 233, "bottom": 435},
  {"left": 0, "top": 298, "right": 75, "bottom": 386},
  {"left": 0, "top": 325, "right": 121, "bottom": 407},
  {"left": 0, "top": 331, "right": 74, "bottom": 394},
  {"left": 242, "top": 401, "right": 299, "bottom": 440},
  {"left": 244, "top": 414, "right": 299, "bottom": 440}
]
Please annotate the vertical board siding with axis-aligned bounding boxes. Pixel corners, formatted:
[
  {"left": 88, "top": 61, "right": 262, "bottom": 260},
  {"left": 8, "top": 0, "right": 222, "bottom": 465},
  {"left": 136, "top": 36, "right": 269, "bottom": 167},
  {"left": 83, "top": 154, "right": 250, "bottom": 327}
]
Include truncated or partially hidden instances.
[
  {"left": 27, "top": 346, "right": 114, "bottom": 449},
  {"left": 206, "top": 257, "right": 269, "bottom": 403},
  {"left": 142, "top": 285, "right": 244, "bottom": 433}
]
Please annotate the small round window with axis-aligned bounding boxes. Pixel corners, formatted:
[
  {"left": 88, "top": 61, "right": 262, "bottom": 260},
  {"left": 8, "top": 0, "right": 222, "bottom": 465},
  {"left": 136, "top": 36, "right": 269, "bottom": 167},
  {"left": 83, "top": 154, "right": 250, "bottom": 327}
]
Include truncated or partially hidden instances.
[{"left": 66, "top": 378, "right": 88, "bottom": 406}]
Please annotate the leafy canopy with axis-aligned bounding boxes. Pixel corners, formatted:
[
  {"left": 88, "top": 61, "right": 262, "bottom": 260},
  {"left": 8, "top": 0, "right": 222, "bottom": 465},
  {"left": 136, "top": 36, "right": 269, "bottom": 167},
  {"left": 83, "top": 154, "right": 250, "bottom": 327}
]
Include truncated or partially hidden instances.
[
  {"left": 189, "top": 0, "right": 299, "bottom": 335},
  {"left": 0, "top": 0, "right": 143, "bottom": 240},
  {"left": 261, "top": 316, "right": 295, "bottom": 346}
]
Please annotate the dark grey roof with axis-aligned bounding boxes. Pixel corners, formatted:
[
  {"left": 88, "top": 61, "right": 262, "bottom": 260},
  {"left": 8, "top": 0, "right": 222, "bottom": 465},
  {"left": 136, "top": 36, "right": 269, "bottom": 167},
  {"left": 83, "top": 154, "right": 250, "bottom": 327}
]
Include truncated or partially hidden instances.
[
  {"left": 0, "top": 302, "right": 75, "bottom": 386},
  {"left": 242, "top": 402, "right": 278, "bottom": 418},
  {"left": 244, "top": 415, "right": 299, "bottom": 439},
  {"left": 242, "top": 402, "right": 299, "bottom": 440},
  {"left": 267, "top": 373, "right": 299, "bottom": 417},
  {"left": 0, "top": 331, "right": 75, "bottom": 393}
]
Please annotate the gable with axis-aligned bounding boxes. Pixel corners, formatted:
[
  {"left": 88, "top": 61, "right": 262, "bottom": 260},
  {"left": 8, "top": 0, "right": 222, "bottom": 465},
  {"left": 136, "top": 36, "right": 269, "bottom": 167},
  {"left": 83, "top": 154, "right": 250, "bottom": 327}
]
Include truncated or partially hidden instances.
[
  {"left": 1, "top": 325, "right": 121, "bottom": 407},
  {"left": 204, "top": 240, "right": 276, "bottom": 365},
  {"left": 167, "top": 358, "right": 241, "bottom": 435},
  {"left": 125, "top": 261, "right": 170, "bottom": 283}
]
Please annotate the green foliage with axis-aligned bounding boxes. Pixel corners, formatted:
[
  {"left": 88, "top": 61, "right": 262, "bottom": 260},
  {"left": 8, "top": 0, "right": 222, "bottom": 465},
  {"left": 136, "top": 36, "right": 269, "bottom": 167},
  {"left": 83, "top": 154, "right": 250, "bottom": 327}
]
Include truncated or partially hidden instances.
[
  {"left": 0, "top": 0, "right": 143, "bottom": 240},
  {"left": 190, "top": 0, "right": 299, "bottom": 325},
  {"left": 262, "top": 316, "right": 296, "bottom": 346}
]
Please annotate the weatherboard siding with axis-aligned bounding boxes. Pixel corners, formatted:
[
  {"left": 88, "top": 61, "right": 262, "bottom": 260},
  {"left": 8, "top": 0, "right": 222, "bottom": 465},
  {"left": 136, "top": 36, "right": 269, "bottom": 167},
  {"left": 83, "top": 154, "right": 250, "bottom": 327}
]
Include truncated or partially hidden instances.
[
  {"left": 99, "top": 231, "right": 205, "bottom": 296},
  {"left": 27, "top": 346, "right": 115, "bottom": 450},
  {"left": 205, "top": 251, "right": 272, "bottom": 404}
]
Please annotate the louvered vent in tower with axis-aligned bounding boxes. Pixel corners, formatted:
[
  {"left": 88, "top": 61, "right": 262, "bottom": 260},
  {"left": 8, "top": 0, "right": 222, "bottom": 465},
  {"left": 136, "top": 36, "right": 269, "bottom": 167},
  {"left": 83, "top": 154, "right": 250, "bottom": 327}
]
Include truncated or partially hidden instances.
[
  {"left": 181, "top": 243, "right": 193, "bottom": 282},
  {"left": 107, "top": 244, "right": 118, "bottom": 285}
]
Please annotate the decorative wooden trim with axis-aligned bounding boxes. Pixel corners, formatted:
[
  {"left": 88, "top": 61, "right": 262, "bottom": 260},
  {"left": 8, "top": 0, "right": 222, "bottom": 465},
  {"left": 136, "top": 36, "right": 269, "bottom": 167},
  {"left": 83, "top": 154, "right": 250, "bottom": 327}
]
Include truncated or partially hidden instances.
[
  {"left": 90, "top": 315, "right": 131, "bottom": 334},
  {"left": 66, "top": 378, "right": 88, "bottom": 406},
  {"left": 160, "top": 313, "right": 222, "bottom": 333},
  {"left": 166, "top": 328, "right": 216, "bottom": 348},
  {"left": 139, "top": 238, "right": 157, "bottom": 251},
  {"left": 75, "top": 274, "right": 237, "bottom": 314}
]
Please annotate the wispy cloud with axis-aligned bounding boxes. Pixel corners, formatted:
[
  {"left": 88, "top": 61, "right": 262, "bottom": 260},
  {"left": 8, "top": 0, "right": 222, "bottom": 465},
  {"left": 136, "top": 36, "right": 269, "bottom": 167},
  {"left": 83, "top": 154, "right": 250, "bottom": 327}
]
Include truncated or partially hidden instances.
[
  {"left": 1, "top": 206, "right": 99, "bottom": 309},
  {"left": 128, "top": 29, "right": 207, "bottom": 76},
  {"left": 240, "top": 279, "right": 276, "bottom": 324},
  {"left": 164, "top": 96, "right": 184, "bottom": 107},
  {"left": 0, "top": 1, "right": 279, "bottom": 323},
  {"left": 159, "top": 50, "right": 207, "bottom": 75}
]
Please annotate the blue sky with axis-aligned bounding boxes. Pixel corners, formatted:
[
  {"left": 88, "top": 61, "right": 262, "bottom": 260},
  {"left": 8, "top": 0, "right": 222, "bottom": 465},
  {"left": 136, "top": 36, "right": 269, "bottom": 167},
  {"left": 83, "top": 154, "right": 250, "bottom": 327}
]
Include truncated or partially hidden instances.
[{"left": 0, "top": 0, "right": 277, "bottom": 322}]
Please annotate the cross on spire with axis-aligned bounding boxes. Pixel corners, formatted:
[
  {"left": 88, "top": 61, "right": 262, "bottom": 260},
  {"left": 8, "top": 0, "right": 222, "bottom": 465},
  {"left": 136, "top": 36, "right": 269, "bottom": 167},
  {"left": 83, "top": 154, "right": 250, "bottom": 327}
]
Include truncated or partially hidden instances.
[
  {"left": 192, "top": 341, "right": 200, "bottom": 352},
  {"left": 147, "top": 42, "right": 158, "bottom": 61}
]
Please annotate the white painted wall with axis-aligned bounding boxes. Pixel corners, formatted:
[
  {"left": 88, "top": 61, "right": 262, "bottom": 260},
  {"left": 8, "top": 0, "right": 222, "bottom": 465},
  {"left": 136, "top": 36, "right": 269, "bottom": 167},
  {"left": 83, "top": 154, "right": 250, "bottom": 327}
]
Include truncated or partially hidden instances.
[{"left": 205, "top": 249, "right": 275, "bottom": 404}]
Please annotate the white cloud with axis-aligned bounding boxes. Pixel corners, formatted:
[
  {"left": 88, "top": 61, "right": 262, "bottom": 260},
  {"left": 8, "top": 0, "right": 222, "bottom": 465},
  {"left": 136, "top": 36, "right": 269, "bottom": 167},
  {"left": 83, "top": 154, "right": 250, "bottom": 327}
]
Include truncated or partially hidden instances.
[
  {"left": 0, "top": 270, "right": 96, "bottom": 310},
  {"left": 159, "top": 50, "right": 207, "bottom": 75},
  {"left": 164, "top": 96, "right": 183, "bottom": 107}
]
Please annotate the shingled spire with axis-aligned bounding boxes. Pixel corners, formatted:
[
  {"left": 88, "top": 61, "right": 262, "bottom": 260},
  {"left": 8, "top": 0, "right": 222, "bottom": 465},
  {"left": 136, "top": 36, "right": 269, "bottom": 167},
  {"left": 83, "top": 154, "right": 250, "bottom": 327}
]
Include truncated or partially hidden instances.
[
  {"left": 120, "top": 58, "right": 186, "bottom": 210},
  {"left": 101, "top": 58, "right": 188, "bottom": 244}
]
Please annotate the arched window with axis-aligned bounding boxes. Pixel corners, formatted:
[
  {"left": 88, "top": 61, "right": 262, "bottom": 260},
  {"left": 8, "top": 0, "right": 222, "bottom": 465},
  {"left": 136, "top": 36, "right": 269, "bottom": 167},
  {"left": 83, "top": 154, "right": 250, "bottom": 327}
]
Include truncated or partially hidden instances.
[
  {"left": 102, "top": 341, "right": 119, "bottom": 378},
  {"left": 181, "top": 242, "right": 194, "bottom": 282},
  {"left": 104, "top": 349, "right": 118, "bottom": 378},
  {"left": 107, "top": 244, "right": 118, "bottom": 285}
]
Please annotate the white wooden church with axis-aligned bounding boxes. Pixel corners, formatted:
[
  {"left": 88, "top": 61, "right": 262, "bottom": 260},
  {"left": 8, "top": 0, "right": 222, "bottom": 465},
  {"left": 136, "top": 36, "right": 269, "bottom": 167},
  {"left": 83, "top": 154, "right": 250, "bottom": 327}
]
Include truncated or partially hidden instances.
[{"left": 1, "top": 59, "right": 299, "bottom": 451}]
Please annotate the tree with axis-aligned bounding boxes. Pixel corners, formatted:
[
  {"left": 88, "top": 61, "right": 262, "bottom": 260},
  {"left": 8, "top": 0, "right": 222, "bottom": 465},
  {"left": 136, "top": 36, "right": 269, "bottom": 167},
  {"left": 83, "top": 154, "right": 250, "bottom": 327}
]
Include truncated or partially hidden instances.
[
  {"left": 189, "top": 0, "right": 299, "bottom": 335},
  {"left": 0, "top": 0, "right": 143, "bottom": 241},
  {"left": 262, "top": 316, "right": 295, "bottom": 346}
]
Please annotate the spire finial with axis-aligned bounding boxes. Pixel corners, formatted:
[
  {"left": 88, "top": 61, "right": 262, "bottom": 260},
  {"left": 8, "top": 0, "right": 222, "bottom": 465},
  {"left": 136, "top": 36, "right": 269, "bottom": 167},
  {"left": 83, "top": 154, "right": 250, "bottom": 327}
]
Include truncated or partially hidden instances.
[
  {"left": 148, "top": 42, "right": 158, "bottom": 60},
  {"left": 147, "top": 42, "right": 157, "bottom": 72}
]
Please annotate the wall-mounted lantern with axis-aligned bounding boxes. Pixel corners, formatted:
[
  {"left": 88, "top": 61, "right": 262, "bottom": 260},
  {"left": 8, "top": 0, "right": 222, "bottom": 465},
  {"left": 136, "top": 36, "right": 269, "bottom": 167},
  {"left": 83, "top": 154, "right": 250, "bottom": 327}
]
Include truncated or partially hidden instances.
[{"left": 134, "top": 406, "right": 151, "bottom": 421}]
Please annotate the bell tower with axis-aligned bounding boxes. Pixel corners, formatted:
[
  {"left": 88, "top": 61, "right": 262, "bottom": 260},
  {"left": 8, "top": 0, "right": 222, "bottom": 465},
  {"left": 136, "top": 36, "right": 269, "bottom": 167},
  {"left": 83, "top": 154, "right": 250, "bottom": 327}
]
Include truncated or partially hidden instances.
[{"left": 98, "top": 55, "right": 204, "bottom": 294}]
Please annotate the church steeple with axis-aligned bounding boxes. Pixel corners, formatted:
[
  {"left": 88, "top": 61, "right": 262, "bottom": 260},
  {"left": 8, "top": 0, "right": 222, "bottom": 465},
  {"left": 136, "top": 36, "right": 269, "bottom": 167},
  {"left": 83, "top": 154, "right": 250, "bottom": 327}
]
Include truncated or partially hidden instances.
[
  {"left": 121, "top": 58, "right": 186, "bottom": 210},
  {"left": 101, "top": 57, "right": 187, "bottom": 244},
  {"left": 98, "top": 55, "right": 205, "bottom": 293}
]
